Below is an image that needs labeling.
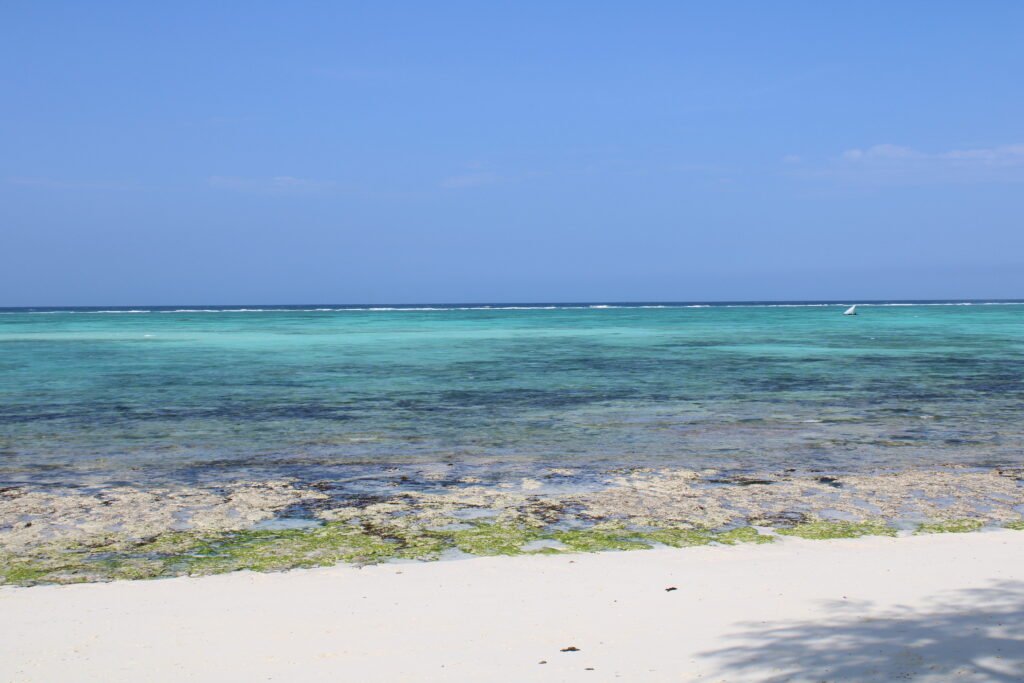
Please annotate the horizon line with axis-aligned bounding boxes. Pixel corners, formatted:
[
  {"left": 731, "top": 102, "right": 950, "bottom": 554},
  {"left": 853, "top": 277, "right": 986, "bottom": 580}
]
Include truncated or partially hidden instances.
[{"left": 3, "top": 298, "right": 1024, "bottom": 311}]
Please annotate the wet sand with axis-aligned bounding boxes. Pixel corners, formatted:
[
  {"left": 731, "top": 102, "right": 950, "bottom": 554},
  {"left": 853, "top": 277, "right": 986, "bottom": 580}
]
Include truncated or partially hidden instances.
[{"left": 2, "top": 530, "right": 1023, "bottom": 682}]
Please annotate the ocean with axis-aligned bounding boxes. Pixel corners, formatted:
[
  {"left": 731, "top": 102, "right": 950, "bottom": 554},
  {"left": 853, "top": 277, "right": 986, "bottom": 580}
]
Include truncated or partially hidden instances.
[{"left": 2, "top": 301, "right": 1023, "bottom": 491}]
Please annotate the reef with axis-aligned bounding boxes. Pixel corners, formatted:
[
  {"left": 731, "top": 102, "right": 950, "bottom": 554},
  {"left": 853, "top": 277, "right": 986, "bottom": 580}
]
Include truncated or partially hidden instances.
[{"left": 2, "top": 466, "right": 1023, "bottom": 586}]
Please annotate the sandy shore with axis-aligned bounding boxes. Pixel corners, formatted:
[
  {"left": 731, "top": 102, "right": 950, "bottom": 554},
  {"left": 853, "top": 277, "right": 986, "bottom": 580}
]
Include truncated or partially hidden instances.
[{"left": 2, "top": 531, "right": 1023, "bottom": 682}]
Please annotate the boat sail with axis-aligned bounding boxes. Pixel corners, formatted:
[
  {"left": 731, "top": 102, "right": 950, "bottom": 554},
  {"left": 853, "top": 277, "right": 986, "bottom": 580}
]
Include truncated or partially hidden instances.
[{"left": 843, "top": 305, "right": 857, "bottom": 316}]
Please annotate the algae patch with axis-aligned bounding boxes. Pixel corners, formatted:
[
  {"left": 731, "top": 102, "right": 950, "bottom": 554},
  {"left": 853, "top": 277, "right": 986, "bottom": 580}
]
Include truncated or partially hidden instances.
[
  {"left": 0, "top": 522, "right": 444, "bottom": 586},
  {"left": 715, "top": 526, "right": 774, "bottom": 545},
  {"left": 449, "top": 522, "right": 545, "bottom": 556},
  {"left": 0, "top": 557, "right": 50, "bottom": 585},
  {"left": 178, "top": 524, "right": 399, "bottom": 575},
  {"left": 552, "top": 526, "right": 653, "bottom": 552},
  {"left": 635, "top": 527, "right": 712, "bottom": 548},
  {"left": 915, "top": 519, "right": 985, "bottom": 535},
  {"left": 777, "top": 519, "right": 897, "bottom": 540}
]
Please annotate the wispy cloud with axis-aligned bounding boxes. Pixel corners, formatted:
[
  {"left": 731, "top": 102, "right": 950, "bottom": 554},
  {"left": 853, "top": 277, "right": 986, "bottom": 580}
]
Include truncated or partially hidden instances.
[
  {"left": 841, "top": 143, "right": 1024, "bottom": 168},
  {"left": 840, "top": 144, "right": 920, "bottom": 161},
  {"left": 789, "top": 143, "right": 1024, "bottom": 184},
  {"left": 440, "top": 171, "right": 499, "bottom": 190},
  {"left": 207, "top": 175, "right": 338, "bottom": 193}
]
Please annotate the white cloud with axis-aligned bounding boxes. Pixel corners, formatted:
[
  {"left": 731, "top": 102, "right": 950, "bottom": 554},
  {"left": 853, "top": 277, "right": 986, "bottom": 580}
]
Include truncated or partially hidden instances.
[
  {"left": 824, "top": 142, "right": 1024, "bottom": 184},
  {"left": 841, "top": 143, "right": 1024, "bottom": 165},
  {"left": 841, "top": 144, "right": 920, "bottom": 161},
  {"left": 940, "top": 144, "right": 1024, "bottom": 164}
]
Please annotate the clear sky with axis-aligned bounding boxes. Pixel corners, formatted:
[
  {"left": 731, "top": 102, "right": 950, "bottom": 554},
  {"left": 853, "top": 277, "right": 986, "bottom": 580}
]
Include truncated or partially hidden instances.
[{"left": 2, "top": 1, "right": 1023, "bottom": 305}]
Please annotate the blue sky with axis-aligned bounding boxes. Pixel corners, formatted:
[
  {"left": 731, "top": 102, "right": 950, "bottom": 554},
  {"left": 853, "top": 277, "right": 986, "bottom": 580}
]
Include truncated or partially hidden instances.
[{"left": 2, "top": 1, "right": 1023, "bottom": 305}]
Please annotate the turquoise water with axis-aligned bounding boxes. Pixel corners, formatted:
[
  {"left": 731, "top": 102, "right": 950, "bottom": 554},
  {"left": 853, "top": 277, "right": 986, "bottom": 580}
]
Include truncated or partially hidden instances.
[{"left": 2, "top": 303, "right": 1023, "bottom": 489}]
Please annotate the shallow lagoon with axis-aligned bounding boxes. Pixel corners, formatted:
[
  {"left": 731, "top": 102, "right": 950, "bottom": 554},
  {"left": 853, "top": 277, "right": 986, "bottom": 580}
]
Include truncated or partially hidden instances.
[
  {"left": 2, "top": 302, "right": 1023, "bottom": 490},
  {"left": 2, "top": 302, "right": 1024, "bottom": 583}
]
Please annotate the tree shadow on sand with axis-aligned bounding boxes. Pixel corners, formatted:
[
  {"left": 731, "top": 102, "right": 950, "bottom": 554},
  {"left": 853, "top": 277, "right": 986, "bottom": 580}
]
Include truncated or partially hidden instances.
[{"left": 699, "top": 580, "right": 1024, "bottom": 682}]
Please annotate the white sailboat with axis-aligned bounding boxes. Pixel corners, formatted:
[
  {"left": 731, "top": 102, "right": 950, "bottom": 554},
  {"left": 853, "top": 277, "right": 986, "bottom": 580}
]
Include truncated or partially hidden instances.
[{"left": 843, "top": 305, "right": 857, "bottom": 316}]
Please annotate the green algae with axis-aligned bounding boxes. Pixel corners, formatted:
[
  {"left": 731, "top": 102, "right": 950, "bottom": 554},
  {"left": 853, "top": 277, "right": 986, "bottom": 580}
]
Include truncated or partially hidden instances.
[
  {"left": 0, "top": 522, "right": 430, "bottom": 585},
  {"left": 637, "top": 527, "right": 713, "bottom": 548},
  {"left": 0, "top": 547, "right": 116, "bottom": 586},
  {"left": 634, "top": 525, "right": 772, "bottom": 547},
  {"left": 777, "top": 519, "right": 897, "bottom": 540},
  {"left": 389, "top": 531, "right": 449, "bottom": 560},
  {"left": 0, "top": 557, "right": 51, "bottom": 585},
  {"left": 4, "top": 538, "right": 130, "bottom": 578},
  {"left": 178, "top": 523, "right": 399, "bottom": 575},
  {"left": 0, "top": 521, "right": 783, "bottom": 586},
  {"left": 915, "top": 518, "right": 984, "bottom": 535},
  {"left": 715, "top": 526, "right": 774, "bottom": 545},
  {"left": 1004, "top": 520, "right": 1024, "bottom": 531},
  {"left": 449, "top": 522, "right": 545, "bottom": 556},
  {"left": 551, "top": 526, "right": 652, "bottom": 552},
  {"left": 95, "top": 557, "right": 170, "bottom": 582},
  {"left": 5, "top": 512, "right": 978, "bottom": 588}
]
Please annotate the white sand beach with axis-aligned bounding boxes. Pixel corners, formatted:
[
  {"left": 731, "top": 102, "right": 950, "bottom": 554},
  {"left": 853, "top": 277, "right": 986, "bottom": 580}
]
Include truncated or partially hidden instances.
[{"left": 2, "top": 530, "right": 1022, "bottom": 682}]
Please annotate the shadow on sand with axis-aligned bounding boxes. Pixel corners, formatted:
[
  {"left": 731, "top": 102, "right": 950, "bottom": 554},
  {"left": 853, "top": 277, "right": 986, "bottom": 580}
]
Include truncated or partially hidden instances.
[{"left": 699, "top": 580, "right": 1024, "bottom": 682}]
